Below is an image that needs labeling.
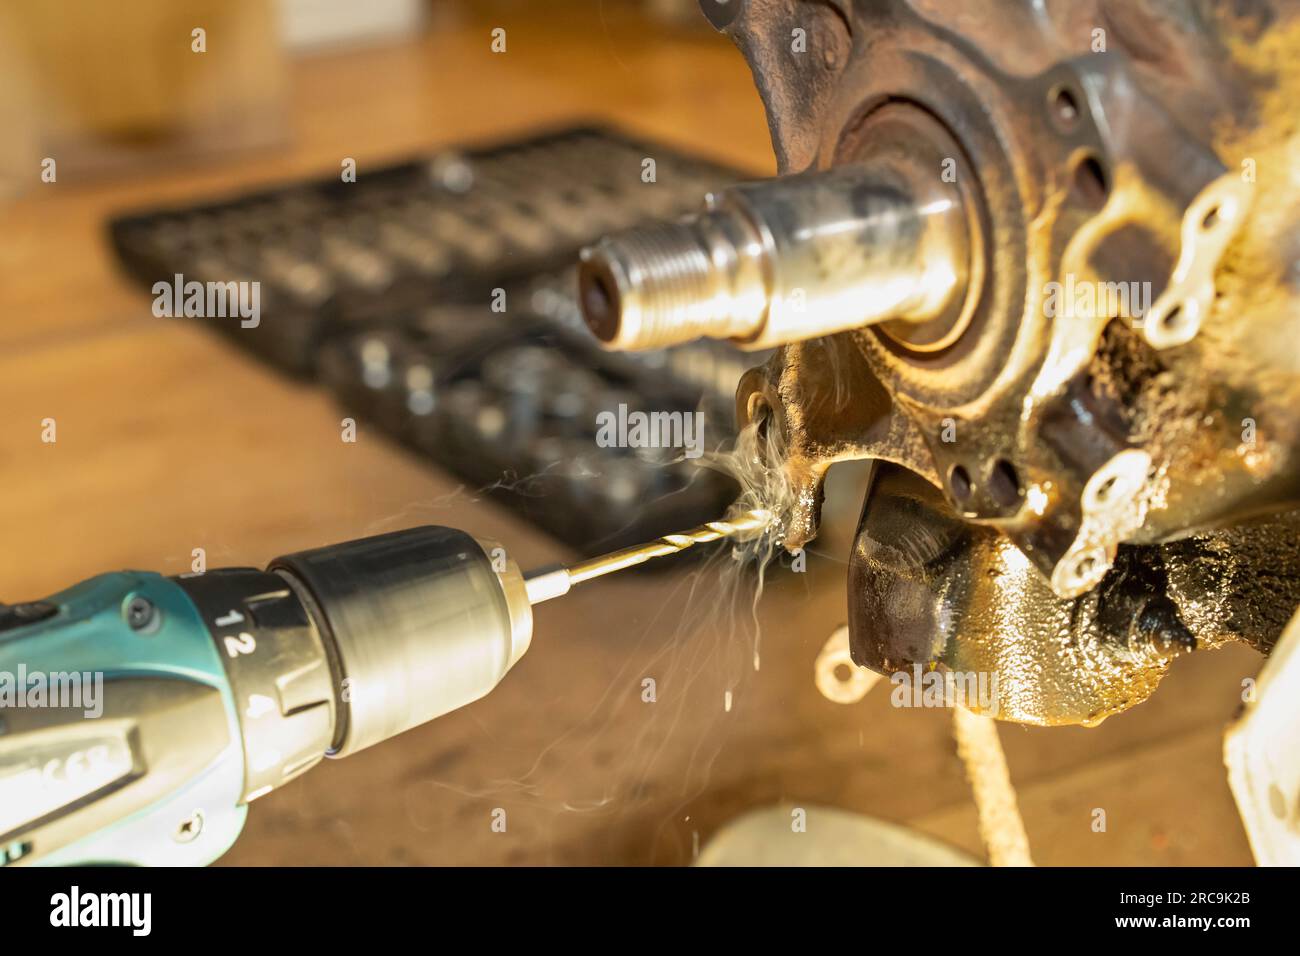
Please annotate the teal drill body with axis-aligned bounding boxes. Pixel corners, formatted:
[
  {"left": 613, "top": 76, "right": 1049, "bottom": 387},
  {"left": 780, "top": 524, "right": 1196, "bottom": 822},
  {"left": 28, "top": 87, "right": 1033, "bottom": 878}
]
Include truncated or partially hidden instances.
[
  {"left": 0, "top": 573, "right": 247, "bottom": 866},
  {"left": 1, "top": 525, "right": 537, "bottom": 866}
]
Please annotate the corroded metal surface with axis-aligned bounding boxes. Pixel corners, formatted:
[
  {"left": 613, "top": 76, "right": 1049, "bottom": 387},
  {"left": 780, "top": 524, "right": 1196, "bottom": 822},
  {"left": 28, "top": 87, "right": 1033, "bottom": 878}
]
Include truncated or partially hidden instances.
[
  {"left": 706, "top": 0, "right": 1300, "bottom": 722},
  {"left": 851, "top": 464, "right": 1300, "bottom": 725}
]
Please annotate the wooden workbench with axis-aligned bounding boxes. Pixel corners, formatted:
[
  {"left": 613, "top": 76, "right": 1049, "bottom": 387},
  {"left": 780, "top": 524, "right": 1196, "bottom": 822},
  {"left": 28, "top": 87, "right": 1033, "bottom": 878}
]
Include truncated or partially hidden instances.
[{"left": 0, "top": 4, "right": 1259, "bottom": 866}]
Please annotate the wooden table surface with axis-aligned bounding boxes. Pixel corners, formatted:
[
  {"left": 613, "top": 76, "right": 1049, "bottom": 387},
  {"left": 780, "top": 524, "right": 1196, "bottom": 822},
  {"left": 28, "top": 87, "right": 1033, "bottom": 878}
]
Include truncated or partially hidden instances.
[{"left": 0, "top": 4, "right": 1260, "bottom": 865}]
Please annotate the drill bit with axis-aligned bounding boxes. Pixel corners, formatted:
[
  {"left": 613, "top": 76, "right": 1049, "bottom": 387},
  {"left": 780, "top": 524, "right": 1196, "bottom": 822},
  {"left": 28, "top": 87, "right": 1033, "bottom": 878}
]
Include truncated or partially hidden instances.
[{"left": 524, "top": 508, "right": 773, "bottom": 605}]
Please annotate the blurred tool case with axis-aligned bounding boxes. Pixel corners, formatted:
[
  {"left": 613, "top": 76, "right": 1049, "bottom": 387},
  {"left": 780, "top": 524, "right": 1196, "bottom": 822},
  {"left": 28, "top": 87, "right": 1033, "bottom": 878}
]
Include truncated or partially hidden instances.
[{"left": 108, "top": 126, "right": 764, "bottom": 555}]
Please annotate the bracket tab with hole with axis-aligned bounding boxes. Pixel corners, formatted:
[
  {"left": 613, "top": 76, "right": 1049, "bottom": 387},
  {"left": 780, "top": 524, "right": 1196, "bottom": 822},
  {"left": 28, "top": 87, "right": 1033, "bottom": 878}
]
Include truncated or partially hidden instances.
[{"left": 1144, "top": 173, "right": 1255, "bottom": 349}]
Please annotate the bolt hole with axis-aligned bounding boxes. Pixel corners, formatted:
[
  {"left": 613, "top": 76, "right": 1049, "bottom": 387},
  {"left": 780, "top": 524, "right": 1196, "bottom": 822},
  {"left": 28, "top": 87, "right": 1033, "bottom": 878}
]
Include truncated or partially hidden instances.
[
  {"left": 1160, "top": 304, "right": 1185, "bottom": 331},
  {"left": 1071, "top": 154, "right": 1110, "bottom": 210},
  {"left": 1052, "top": 86, "right": 1080, "bottom": 127},
  {"left": 175, "top": 810, "right": 205, "bottom": 843},
  {"left": 1202, "top": 205, "right": 1221, "bottom": 230},
  {"left": 1094, "top": 474, "right": 1117, "bottom": 504},
  {"left": 1075, "top": 555, "right": 1097, "bottom": 580},
  {"left": 949, "top": 464, "right": 973, "bottom": 503},
  {"left": 833, "top": 663, "right": 852, "bottom": 683},
  {"left": 987, "top": 459, "right": 1023, "bottom": 508},
  {"left": 1268, "top": 782, "right": 1289, "bottom": 820}
]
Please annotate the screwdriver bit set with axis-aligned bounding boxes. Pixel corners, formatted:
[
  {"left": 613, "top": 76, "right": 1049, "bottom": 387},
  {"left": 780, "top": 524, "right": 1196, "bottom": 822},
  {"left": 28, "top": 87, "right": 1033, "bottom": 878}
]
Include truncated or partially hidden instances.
[
  {"left": 108, "top": 126, "right": 764, "bottom": 553},
  {"left": 318, "top": 302, "right": 741, "bottom": 553}
]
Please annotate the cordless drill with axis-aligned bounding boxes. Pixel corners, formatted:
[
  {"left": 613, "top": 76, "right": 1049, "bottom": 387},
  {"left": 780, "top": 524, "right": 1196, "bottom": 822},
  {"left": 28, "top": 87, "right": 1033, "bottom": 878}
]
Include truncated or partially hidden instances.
[{"left": 0, "top": 512, "right": 768, "bottom": 866}]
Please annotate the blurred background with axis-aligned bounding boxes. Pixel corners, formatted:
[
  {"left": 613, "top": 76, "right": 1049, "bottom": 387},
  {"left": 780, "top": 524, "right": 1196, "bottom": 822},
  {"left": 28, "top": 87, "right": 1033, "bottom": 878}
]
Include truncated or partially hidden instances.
[{"left": 0, "top": 0, "right": 1261, "bottom": 865}]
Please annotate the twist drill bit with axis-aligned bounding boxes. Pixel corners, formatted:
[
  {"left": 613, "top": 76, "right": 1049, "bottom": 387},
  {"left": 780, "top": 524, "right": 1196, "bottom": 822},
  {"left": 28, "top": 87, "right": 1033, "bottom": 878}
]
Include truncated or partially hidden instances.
[{"left": 523, "top": 508, "right": 773, "bottom": 605}]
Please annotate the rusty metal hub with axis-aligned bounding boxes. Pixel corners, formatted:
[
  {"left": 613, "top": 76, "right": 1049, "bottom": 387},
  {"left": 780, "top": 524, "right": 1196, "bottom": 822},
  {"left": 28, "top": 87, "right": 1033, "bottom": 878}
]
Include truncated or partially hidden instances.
[{"left": 584, "top": 0, "right": 1300, "bottom": 724}]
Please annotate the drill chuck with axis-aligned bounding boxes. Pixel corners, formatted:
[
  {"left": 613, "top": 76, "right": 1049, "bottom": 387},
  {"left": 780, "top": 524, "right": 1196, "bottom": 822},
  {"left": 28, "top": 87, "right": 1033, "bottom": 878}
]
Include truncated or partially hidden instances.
[{"left": 271, "top": 526, "right": 532, "bottom": 758}]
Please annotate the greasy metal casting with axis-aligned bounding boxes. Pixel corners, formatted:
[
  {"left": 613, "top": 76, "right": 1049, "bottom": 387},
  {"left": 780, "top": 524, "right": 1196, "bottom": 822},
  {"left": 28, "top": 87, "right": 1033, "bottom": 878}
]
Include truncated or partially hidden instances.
[
  {"left": 852, "top": 463, "right": 1300, "bottom": 725},
  {"left": 713, "top": 0, "right": 1300, "bottom": 723},
  {"left": 588, "top": 0, "right": 1300, "bottom": 723}
]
